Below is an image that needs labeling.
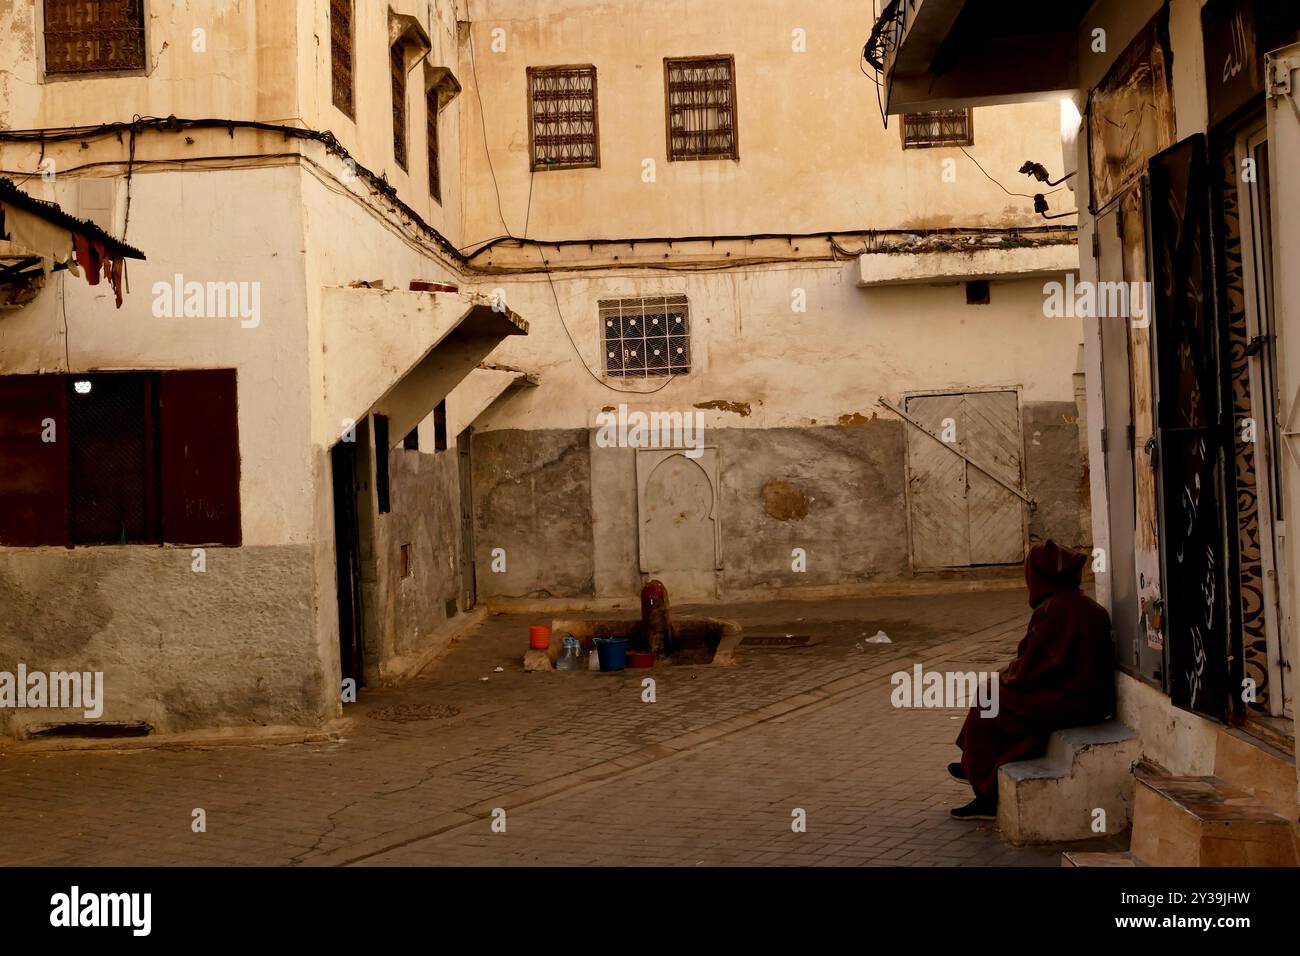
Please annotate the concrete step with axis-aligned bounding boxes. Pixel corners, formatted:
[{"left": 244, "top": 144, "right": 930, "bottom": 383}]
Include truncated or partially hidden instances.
[
  {"left": 1214, "top": 727, "right": 1297, "bottom": 822},
  {"left": 1242, "top": 716, "right": 1294, "bottom": 756},
  {"left": 997, "top": 719, "right": 1140, "bottom": 845},
  {"left": 1061, "top": 850, "right": 1140, "bottom": 867},
  {"left": 1130, "top": 775, "right": 1299, "bottom": 867}
]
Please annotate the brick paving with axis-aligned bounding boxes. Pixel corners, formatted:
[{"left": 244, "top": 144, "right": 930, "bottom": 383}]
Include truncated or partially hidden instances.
[{"left": 0, "top": 588, "right": 1120, "bottom": 866}]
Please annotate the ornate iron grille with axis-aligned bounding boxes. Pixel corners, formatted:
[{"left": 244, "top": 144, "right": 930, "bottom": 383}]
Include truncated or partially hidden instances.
[
  {"left": 600, "top": 296, "right": 692, "bottom": 378},
  {"left": 665, "top": 56, "right": 738, "bottom": 161},
  {"left": 67, "top": 372, "right": 159, "bottom": 545},
  {"left": 427, "top": 89, "right": 441, "bottom": 202},
  {"left": 902, "top": 109, "right": 973, "bottom": 148},
  {"left": 392, "top": 43, "right": 408, "bottom": 170},
  {"left": 528, "top": 66, "right": 599, "bottom": 170},
  {"left": 43, "top": 0, "right": 145, "bottom": 75},
  {"left": 330, "top": 0, "right": 354, "bottom": 117}
]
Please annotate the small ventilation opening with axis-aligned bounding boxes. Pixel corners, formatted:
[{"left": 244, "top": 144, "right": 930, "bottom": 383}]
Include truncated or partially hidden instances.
[
  {"left": 26, "top": 721, "right": 153, "bottom": 740},
  {"left": 966, "top": 280, "right": 990, "bottom": 305}
]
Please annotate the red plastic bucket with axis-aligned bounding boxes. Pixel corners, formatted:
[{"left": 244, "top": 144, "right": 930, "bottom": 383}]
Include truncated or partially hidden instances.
[
  {"left": 627, "top": 651, "right": 655, "bottom": 669},
  {"left": 528, "top": 625, "right": 551, "bottom": 651}
]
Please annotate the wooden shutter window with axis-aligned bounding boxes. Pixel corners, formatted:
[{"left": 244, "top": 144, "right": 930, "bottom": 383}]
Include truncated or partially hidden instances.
[
  {"left": 330, "top": 0, "right": 355, "bottom": 118},
  {"left": 43, "top": 0, "right": 146, "bottom": 76},
  {"left": 427, "top": 88, "right": 442, "bottom": 203},
  {"left": 159, "top": 369, "right": 242, "bottom": 546},
  {"left": 0, "top": 375, "right": 69, "bottom": 547},
  {"left": 392, "top": 43, "right": 409, "bottom": 170}
]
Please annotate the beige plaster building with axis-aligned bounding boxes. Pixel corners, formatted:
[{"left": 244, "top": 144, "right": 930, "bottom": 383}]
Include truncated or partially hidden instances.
[{"left": 0, "top": 1, "right": 1083, "bottom": 740}]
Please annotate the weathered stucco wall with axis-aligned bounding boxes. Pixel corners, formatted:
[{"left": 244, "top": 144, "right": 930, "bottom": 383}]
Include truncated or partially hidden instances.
[
  {"left": 0, "top": 546, "right": 325, "bottom": 737},
  {"left": 472, "top": 411, "right": 1085, "bottom": 602},
  {"left": 1024, "top": 401, "right": 1088, "bottom": 551},
  {"left": 298, "top": 0, "right": 465, "bottom": 248},
  {"left": 0, "top": 166, "right": 314, "bottom": 547},
  {"left": 472, "top": 428, "right": 596, "bottom": 600},
  {"left": 470, "top": 270, "right": 1082, "bottom": 432},
  {"left": 0, "top": 165, "right": 332, "bottom": 736},
  {"left": 716, "top": 423, "right": 909, "bottom": 590},
  {"left": 461, "top": 0, "right": 1072, "bottom": 245},
  {"left": 372, "top": 444, "right": 466, "bottom": 675},
  {"left": 0, "top": 0, "right": 298, "bottom": 130}
]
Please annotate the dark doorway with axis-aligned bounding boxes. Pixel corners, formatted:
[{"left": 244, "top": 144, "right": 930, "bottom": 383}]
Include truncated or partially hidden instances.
[
  {"left": 1148, "top": 133, "right": 1232, "bottom": 722},
  {"left": 458, "top": 427, "right": 476, "bottom": 611},
  {"left": 332, "top": 438, "right": 365, "bottom": 692}
]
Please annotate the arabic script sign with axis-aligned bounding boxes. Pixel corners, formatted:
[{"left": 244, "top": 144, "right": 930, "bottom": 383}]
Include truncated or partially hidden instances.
[{"left": 1202, "top": 0, "right": 1260, "bottom": 128}]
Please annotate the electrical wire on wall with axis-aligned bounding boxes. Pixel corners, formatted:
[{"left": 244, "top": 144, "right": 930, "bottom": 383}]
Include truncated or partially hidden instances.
[
  {"left": 467, "top": 14, "right": 676, "bottom": 396},
  {"left": 60, "top": 271, "right": 71, "bottom": 371}
]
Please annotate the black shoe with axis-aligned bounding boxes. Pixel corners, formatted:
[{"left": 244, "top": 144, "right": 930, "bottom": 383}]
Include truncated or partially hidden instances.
[
  {"left": 947, "top": 762, "right": 967, "bottom": 782},
  {"left": 949, "top": 796, "right": 997, "bottom": 821}
]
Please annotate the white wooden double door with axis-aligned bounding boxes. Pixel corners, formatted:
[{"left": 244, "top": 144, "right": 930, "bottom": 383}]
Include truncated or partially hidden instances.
[{"left": 904, "top": 390, "right": 1028, "bottom": 569}]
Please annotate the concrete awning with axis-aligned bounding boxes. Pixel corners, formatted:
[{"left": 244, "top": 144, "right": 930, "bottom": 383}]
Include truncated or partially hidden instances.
[
  {"left": 389, "top": 9, "right": 432, "bottom": 71},
  {"left": 447, "top": 363, "right": 539, "bottom": 437},
  {"left": 857, "top": 242, "right": 1078, "bottom": 288},
  {"left": 321, "top": 288, "right": 528, "bottom": 447},
  {"left": 425, "top": 64, "right": 462, "bottom": 112},
  {"left": 867, "top": 0, "right": 1092, "bottom": 113}
]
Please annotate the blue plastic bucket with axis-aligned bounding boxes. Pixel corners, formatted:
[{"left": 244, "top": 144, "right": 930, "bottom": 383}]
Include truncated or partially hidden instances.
[{"left": 594, "top": 637, "right": 628, "bottom": 672}]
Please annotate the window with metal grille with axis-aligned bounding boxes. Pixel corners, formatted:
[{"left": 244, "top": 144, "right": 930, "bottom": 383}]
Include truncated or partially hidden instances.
[
  {"left": 330, "top": 0, "right": 354, "bottom": 118},
  {"left": 664, "top": 56, "right": 738, "bottom": 162},
  {"left": 528, "top": 65, "right": 599, "bottom": 170},
  {"left": 901, "top": 109, "right": 973, "bottom": 148},
  {"left": 391, "top": 42, "right": 408, "bottom": 170},
  {"left": 600, "top": 296, "right": 692, "bottom": 378},
  {"left": 43, "top": 0, "right": 146, "bottom": 76},
  {"left": 427, "top": 88, "right": 441, "bottom": 202},
  {"left": 0, "top": 370, "right": 242, "bottom": 547}
]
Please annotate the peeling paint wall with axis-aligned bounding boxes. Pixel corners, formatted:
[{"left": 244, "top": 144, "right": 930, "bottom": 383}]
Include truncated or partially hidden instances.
[
  {"left": 0, "top": 0, "right": 476, "bottom": 738},
  {"left": 472, "top": 270, "right": 1081, "bottom": 431},
  {"left": 371, "top": 444, "right": 465, "bottom": 676},
  {"left": 471, "top": 429, "right": 596, "bottom": 599},
  {"left": 473, "top": 411, "right": 1085, "bottom": 601},
  {"left": 0, "top": 546, "right": 324, "bottom": 738},
  {"left": 1023, "top": 401, "right": 1088, "bottom": 551}
]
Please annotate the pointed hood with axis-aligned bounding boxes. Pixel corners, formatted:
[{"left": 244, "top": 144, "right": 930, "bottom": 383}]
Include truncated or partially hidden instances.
[{"left": 1024, "top": 540, "right": 1086, "bottom": 608}]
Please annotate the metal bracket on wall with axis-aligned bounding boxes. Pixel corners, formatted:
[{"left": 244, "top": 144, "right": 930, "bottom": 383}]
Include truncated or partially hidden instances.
[{"left": 1266, "top": 56, "right": 1296, "bottom": 98}]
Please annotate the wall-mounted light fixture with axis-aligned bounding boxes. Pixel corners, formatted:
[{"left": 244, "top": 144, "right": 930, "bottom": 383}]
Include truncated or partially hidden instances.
[
  {"left": 1019, "top": 161, "right": 1076, "bottom": 188},
  {"left": 1033, "top": 194, "right": 1077, "bottom": 220}
]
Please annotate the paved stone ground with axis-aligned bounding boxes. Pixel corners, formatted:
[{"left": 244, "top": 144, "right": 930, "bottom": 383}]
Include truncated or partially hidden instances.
[{"left": 0, "top": 588, "right": 1121, "bottom": 866}]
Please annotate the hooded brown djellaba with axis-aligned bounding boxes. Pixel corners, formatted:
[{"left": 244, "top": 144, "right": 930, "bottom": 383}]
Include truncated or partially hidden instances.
[{"left": 950, "top": 540, "right": 1115, "bottom": 818}]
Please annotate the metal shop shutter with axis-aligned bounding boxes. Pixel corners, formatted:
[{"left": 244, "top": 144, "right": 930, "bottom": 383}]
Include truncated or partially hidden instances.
[
  {"left": 0, "top": 374, "right": 68, "bottom": 546},
  {"left": 159, "top": 369, "right": 242, "bottom": 546}
]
